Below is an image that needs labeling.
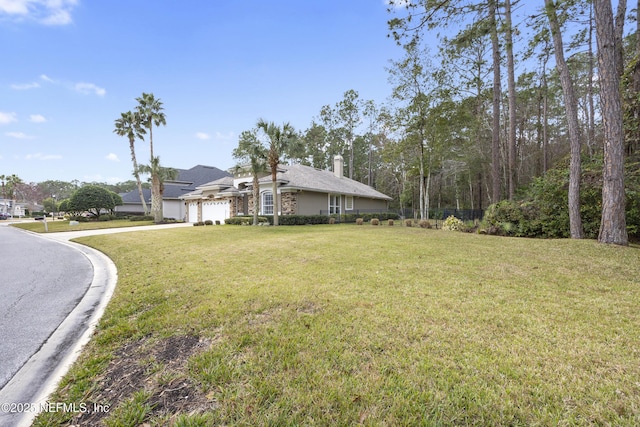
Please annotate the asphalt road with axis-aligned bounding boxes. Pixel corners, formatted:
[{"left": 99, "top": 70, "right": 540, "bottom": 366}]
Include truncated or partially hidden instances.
[{"left": 0, "top": 225, "right": 94, "bottom": 390}]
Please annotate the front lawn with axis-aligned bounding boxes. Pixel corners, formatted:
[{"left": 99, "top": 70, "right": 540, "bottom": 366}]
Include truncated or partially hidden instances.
[
  {"left": 35, "top": 225, "right": 640, "bottom": 426},
  {"left": 11, "top": 218, "right": 155, "bottom": 233}
]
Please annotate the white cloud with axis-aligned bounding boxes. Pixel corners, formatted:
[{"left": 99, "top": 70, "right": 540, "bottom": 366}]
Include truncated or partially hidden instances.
[
  {"left": 11, "top": 81, "right": 40, "bottom": 90},
  {"left": 38, "top": 74, "right": 106, "bottom": 97},
  {"left": 6, "top": 131, "right": 34, "bottom": 139},
  {"left": 30, "top": 114, "right": 47, "bottom": 123},
  {"left": 25, "top": 152, "right": 62, "bottom": 160},
  {"left": 0, "top": 112, "right": 17, "bottom": 125},
  {"left": 0, "top": 0, "right": 78, "bottom": 25},
  {"left": 74, "top": 82, "right": 106, "bottom": 97},
  {"left": 195, "top": 132, "right": 211, "bottom": 140},
  {"left": 106, "top": 153, "right": 120, "bottom": 162}
]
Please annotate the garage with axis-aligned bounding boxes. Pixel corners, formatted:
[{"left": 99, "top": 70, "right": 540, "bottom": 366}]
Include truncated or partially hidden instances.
[
  {"left": 188, "top": 202, "right": 199, "bottom": 223},
  {"left": 201, "top": 200, "right": 229, "bottom": 223}
]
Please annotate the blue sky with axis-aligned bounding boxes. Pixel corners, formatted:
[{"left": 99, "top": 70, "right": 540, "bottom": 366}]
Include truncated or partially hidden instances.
[{"left": 1, "top": 0, "right": 405, "bottom": 184}]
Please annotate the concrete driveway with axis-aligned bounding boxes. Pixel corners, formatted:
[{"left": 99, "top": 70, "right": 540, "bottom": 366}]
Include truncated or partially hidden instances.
[{"left": 0, "top": 221, "right": 190, "bottom": 427}]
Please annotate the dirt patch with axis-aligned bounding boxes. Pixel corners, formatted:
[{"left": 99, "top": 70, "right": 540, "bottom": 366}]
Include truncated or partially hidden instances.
[{"left": 68, "top": 335, "right": 215, "bottom": 426}]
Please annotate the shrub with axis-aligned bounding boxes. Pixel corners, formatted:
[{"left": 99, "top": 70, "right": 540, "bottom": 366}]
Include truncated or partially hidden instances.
[
  {"left": 130, "top": 215, "right": 154, "bottom": 222},
  {"left": 371, "top": 218, "right": 380, "bottom": 226},
  {"left": 329, "top": 217, "right": 336, "bottom": 224},
  {"left": 215, "top": 220, "right": 221, "bottom": 225},
  {"left": 356, "top": 218, "right": 364, "bottom": 225},
  {"left": 204, "top": 220, "right": 214, "bottom": 226},
  {"left": 404, "top": 219, "right": 413, "bottom": 227},
  {"left": 442, "top": 215, "right": 464, "bottom": 231},
  {"left": 388, "top": 219, "right": 394, "bottom": 226},
  {"left": 418, "top": 220, "right": 431, "bottom": 229}
]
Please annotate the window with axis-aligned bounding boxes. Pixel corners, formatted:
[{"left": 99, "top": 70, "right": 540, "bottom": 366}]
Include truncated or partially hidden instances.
[
  {"left": 329, "top": 194, "right": 341, "bottom": 214},
  {"left": 345, "top": 196, "right": 354, "bottom": 211},
  {"left": 262, "top": 191, "right": 273, "bottom": 215}
]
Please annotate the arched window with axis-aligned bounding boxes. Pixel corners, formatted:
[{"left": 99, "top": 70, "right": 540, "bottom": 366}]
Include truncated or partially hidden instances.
[{"left": 262, "top": 191, "right": 273, "bottom": 215}]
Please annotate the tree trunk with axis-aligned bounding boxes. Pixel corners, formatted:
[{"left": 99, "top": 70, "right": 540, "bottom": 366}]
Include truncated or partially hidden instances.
[
  {"left": 595, "top": 0, "right": 628, "bottom": 245},
  {"left": 505, "top": 0, "right": 517, "bottom": 200},
  {"left": 252, "top": 174, "right": 260, "bottom": 226},
  {"left": 545, "top": 0, "right": 584, "bottom": 239},
  {"left": 489, "top": 0, "right": 502, "bottom": 203},
  {"left": 271, "top": 179, "right": 279, "bottom": 226},
  {"left": 129, "top": 140, "right": 148, "bottom": 215},
  {"left": 151, "top": 173, "right": 163, "bottom": 223}
]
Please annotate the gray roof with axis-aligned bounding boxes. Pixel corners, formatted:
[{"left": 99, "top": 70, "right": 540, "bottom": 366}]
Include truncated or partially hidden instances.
[
  {"left": 120, "top": 165, "right": 231, "bottom": 203},
  {"left": 260, "top": 164, "right": 391, "bottom": 200}
]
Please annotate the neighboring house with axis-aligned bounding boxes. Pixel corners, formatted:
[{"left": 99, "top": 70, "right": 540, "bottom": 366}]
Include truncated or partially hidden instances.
[
  {"left": 181, "top": 155, "right": 392, "bottom": 223},
  {"left": 117, "top": 165, "right": 231, "bottom": 220}
]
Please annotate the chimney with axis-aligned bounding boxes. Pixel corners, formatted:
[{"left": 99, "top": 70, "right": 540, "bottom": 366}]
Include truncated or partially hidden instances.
[{"left": 333, "top": 155, "right": 344, "bottom": 178}]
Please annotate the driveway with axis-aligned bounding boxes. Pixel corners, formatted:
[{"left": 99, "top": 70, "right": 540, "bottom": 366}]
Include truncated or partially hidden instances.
[{"left": 0, "top": 221, "right": 190, "bottom": 427}]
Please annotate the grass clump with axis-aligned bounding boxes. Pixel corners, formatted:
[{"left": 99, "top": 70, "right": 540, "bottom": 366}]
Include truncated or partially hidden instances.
[{"left": 35, "top": 225, "right": 640, "bottom": 426}]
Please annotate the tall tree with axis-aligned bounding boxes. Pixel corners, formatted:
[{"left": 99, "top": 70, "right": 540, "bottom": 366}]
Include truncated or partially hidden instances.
[
  {"left": 233, "top": 130, "right": 268, "bottom": 226},
  {"left": 544, "top": 0, "right": 584, "bottom": 239},
  {"left": 488, "top": 0, "right": 502, "bottom": 203},
  {"left": 256, "top": 119, "right": 296, "bottom": 226},
  {"left": 336, "top": 89, "right": 362, "bottom": 179},
  {"left": 595, "top": 0, "right": 628, "bottom": 245},
  {"left": 505, "top": 0, "right": 517, "bottom": 200},
  {"left": 389, "top": 40, "right": 438, "bottom": 220},
  {"left": 135, "top": 93, "right": 167, "bottom": 222},
  {"left": 114, "top": 111, "right": 148, "bottom": 214}
]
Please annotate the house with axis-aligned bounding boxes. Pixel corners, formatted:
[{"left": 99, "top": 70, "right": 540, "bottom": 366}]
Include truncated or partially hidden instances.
[
  {"left": 116, "top": 165, "right": 231, "bottom": 220},
  {"left": 181, "top": 155, "right": 392, "bottom": 223}
]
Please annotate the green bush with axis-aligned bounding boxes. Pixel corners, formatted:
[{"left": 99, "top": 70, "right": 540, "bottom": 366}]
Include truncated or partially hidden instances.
[
  {"left": 225, "top": 216, "right": 270, "bottom": 225},
  {"left": 204, "top": 220, "right": 214, "bottom": 226},
  {"left": 130, "top": 215, "right": 154, "bottom": 222},
  {"left": 442, "top": 215, "right": 464, "bottom": 231},
  {"left": 481, "top": 154, "right": 640, "bottom": 239}
]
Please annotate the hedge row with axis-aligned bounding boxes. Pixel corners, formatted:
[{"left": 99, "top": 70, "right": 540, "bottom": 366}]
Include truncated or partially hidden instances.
[{"left": 224, "top": 213, "right": 398, "bottom": 226}]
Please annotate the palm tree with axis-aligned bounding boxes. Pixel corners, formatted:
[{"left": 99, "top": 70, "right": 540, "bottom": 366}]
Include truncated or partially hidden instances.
[
  {"left": 138, "top": 156, "right": 177, "bottom": 223},
  {"left": 114, "top": 111, "right": 148, "bottom": 214},
  {"left": 256, "top": 119, "right": 295, "bottom": 226},
  {"left": 136, "top": 93, "right": 167, "bottom": 222},
  {"left": 233, "top": 130, "right": 268, "bottom": 225},
  {"left": 136, "top": 92, "right": 166, "bottom": 160}
]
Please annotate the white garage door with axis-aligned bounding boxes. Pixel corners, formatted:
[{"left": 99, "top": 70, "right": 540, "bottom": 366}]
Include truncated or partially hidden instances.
[
  {"left": 201, "top": 200, "right": 229, "bottom": 223},
  {"left": 188, "top": 202, "right": 199, "bottom": 223}
]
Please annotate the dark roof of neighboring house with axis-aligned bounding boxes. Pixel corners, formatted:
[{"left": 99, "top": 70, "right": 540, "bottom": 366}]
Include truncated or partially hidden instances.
[{"left": 120, "top": 165, "right": 231, "bottom": 204}]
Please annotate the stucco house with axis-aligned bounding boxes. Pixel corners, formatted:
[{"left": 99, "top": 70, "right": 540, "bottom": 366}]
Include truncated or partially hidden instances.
[
  {"left": 116, "top": 165, "right": 231, "bottom": 220},
  {"left": 181, "top": 155, "right": 392, "bottom": 223}
]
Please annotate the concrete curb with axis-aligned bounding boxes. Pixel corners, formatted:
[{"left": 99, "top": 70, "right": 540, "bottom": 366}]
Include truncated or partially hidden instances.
[
  {"left": 0, "top": 222, "right": 193, "bottom": 427},
  {"left": 0, "top": 237, "right": 117, "bottom": 427}
]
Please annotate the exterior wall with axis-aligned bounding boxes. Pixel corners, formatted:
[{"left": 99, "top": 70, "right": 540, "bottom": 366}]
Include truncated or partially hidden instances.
[
  {"left": 116, "top": 203, "right": 147, "bottom": 214},
  {"left": 281, "top": 192, "right": 297, "bottom": 215},
  {"left": 163, "top": 200, "right": 185, "bottom": 221},
  {"left": 295, "top": 191, "right": 329, "bottom": 215},
  {"left": 352, "top": 197, "right": 388, "bottom": 212}
]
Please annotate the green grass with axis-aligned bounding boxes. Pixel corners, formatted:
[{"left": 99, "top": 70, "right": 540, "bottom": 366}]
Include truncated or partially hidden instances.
[
  {"left": 11, "top": 218, "right": 155, "bottom": 233},
  {"left": 34, "top": 225, "right": 640, "bottom": 426}
]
